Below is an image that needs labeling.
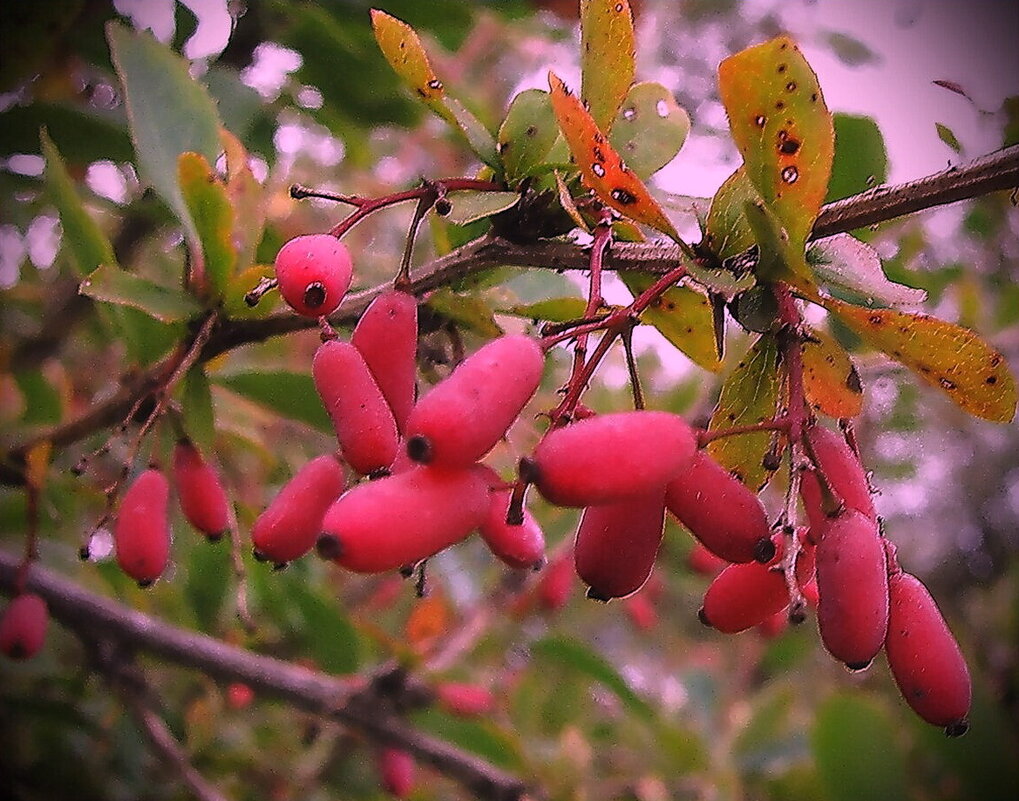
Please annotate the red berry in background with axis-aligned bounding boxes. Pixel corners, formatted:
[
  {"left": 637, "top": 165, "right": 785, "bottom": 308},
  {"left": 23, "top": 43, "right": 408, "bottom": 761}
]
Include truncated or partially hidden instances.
[
  {"left": 406, "top": 334, "right": 545, "bottom": 468},
  {"left": 686, "top": 542, "right": 729, "bottom": 577},
  {"left": 437, "top": 683, "right": 496, "bottom": 717},
  {"left": 226, "top": 682, "right": 254, "bottom": 710},
  {"left": 537, "top": 548, "right": 575, "bottom": 612},
  {"left": 378, "top": 747, "right": 415, "bottom": 797},
  {"left": 623, "top": 592, "right": 658, "bottom": 631},
  {"left": 317, "top": 466, "right": 489, "bottom": 573},
  {"left": 666, "top": 449, "right": 772, "bottom": 564},
  {"left": 0, "top": 593, "right": 48, "bottom": 660},
  {"left": 757, "top": 607, "right": 789, "bottom": 639},
  {"left": 800, "top": 425, "right": 875, "bottom": 537},
  {"left": 352, "top": 290, "right": 418, "bottom": 434},
  {"left": 814, "top": 509, "right": 888, "bottom": 670},
  {"left": 115, "top": 468, "right": 171, "bottom": 587},
  {"left": 479, "top": 488, "right": 546, "bottom": 569},
  {"left": 313, "top": 340, "right": 399, "bottom": 476},
  {"left": 273, "top": 234, "right": 353, "bottom": 317},
  {"left": 527, "top": 411, "right": 697, "bottom": 507},
  {"left": 172, "top": 439, "right": 230, "bottom": 541},
  {"left": 252, "top": 455, "right": 345, "bottom": 565},
  {"left": 700, "top": 531, "right": 815, "bottom": 634},
  {"left": 886, "top": 571, "right": 971, "bottom": 735},
  {"left": 574, "top": 492, "right": 666, "bottom": 600}
]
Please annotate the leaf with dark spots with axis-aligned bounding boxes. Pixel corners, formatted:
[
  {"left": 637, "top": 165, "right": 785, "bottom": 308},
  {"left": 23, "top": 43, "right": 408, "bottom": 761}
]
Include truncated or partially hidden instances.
[
  {"left": 580, "top": 0, "right": 636, "bottom": 132},
  {"left": 801, "top": 326, "right": 864, "bottom": 418}
]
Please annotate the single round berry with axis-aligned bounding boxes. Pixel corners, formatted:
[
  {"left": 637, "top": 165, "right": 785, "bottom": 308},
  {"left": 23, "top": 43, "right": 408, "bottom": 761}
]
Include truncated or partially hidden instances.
[
  {"left": 0, "top": 593, "right": 48, "bottom": 660},
  {"left": 273, "top": 234, "right": 353, "bottom": 317}
]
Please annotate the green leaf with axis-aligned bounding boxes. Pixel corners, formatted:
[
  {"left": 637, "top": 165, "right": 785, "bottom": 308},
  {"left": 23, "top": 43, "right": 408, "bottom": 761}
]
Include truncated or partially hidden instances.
[
  {"left": 580, "top": 0, "right": 636, "bottom": 132},
  {"left": 609, "top": 82, "right": 691, "bottom": 180},
  {"left": 719, "top": 36, "right": 835, "bottom": 252},
  {"left": 801, "top": 326, "right": 863, "bottom": 418},
  {"left": 812, "top": 692, "right": 907, "bottom": 801},
  {"left": 179, "top": 367, "right": 216, "bottom": 453},
  {"left": 14, "top": 371, "right": 62, "bottom": 426},
  {"left": 213, "top": 370, "right": 331, "bottom": 432},
  {"left": 444, "top": 97, "right": 501, "bottom": 169},
  {"left": 827, "top": 114, "right": 888, "bottom": 202},
  {"left": 531, "top": 635, "right": 654, "bottom": 721},
  {"left": 497, "top": 89, "right": 560, "bottom": 182},
  {"left": 808, "top": 233, "right": 926, "bottom": 307},
  {"left": 178, "top": 151, "right": 236, "bottom": 299},
  {"left": 79, "top": 265, "right": 201, "bottom": 323},
  {"left": 499, "top": 297, "right": 589, "bottom": 323},
  {"left": 426, "top": 289, "right": 502, "bottom": 338},
  {"left": 742, "top": 198, "right": 813, "bottom": 287},
  {"left": 936, "top": 121, "right": 962, "bottom": 153},
  {"left": 705, "top": 167, "right": 757, "bottom": 261},
  {"left": 0, "top": 102, "right": 134, "bottom": 164},
  {"left": 621, "top": 272, "right": 722, "bottom": 372},
  {"left": 184, "top": 539, "right": 230, "bottom": 632},
  {"left": 106, "top": 21, "right": 222, "bottom": 255},
  {"left": 444, "top": 190, "right": 520, "bottom": 226},
  {"left": 287, "top": 579, "right": 360, "bottom": 674},
  {"left": 40, "top": 129, "right": 116, "bottom": 277},
  {"left": 413, "top": 709, "right": 525, "bottom": 770},
  {"left": 706, "top": 334, "right": 782, "bottom": 490},
  {"left": 824, "top": 297, "right": 1017, "bottom": 422}
]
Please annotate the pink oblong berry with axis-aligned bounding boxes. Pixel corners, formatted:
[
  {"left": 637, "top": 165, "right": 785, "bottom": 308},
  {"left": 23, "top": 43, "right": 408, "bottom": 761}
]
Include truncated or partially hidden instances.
[
  {"left": 352, "top": 290, "right": 418, "bottom": 434},
  {"left": 886, "top": 571, "right": 971, "bottom": 734},
  {"left": 406, "top": 334, "right": 545, "bottom": 468},
  {"left": 313, "top": 339, "right": 399, "bottom": 476},
  {"left": 528, "top": 411, "right": 696, "bottom": 507},
  {"left": 537, "top": 549, "right": 575, "bottom": 612},
  {"left": 0, "top": 593, "right": 48, "bottom": 660},
  {"left": 800, "top": 425, "right": 875, "bottom": 536},
  {"left": 274, "top": 234, "right": 353, "bottom": 317},
  {"left": 814, "top": 509, "right": 888, "bottom": 670},
  {"left": 115, "top": 468, "right": 171, "bottom": 587},
  {"left": 378, "top": 747, "right": 415, "bottom": 797},
  {"left": 251, "top": 455, "right": 346, "bottom": 565},
  {"left": 666, "top": 449, "right": 772, "bottom": 564},
  {"left": 437, "top": 683, "right": 496, "bottom": 717},
  {"left": 479, "top": 488, "right": 546, "bottom": 570},
  {"left": 172, "top": 439, "right": 230, "bottom": 540},
  {"left": 574, "top": 491, "right": 666, "bottom": 600},
  {"left": 317, "top": 466, "right": 489, "bottom": 573}
]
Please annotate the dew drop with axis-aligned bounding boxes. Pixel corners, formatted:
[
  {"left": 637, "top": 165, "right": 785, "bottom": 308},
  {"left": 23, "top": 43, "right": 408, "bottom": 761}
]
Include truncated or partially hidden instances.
[
  {"left": 754, "top": 114, "right": 767, "bottom": 128},
  {"left": 622, "top": 106, "right": 636, "bottom": 120},
  {"left": 655, "top": 99, "right": 669, "bottom": 117},
  {"left": 780, "top": 165, "right": 798, "bottom": 184},
  {"left": 592, "top": 163, "right": 606, "bottom": 178},
  {"left": 427, "top": 79, "right": 443, "bottom": 91}
]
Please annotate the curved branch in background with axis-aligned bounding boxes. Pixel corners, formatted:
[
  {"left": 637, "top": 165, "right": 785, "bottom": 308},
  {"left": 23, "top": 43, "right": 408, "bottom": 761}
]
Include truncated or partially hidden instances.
[
  {"left": 3, "top": 145, "right": 1017, "bottom": 486},
  {"left": 0, "top": 550, "right": 530, "bottom": 801}
]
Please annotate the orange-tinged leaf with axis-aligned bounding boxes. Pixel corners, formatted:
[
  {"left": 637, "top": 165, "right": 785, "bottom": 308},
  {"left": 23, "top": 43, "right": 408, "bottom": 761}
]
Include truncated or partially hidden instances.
[
  {"left": 707, "top": 334, "right": 782, "bottom": 490},
  {"left": 25, "top": 440, "right": 53, "bottom": 491},
  {"left": 719, "top": 36, "right": 834, "bottom": 251},
  {"left": 548, "top": 71, "right": 679, "bottom": 239},
  {"left": 220, "top": 128, "right": 264, "bottom": 274},
  {"left": 802, "top": 326, "right": 863, "bottom": 418},
  {"left": 825, "top": 298, "right": 1017, "bottom": 422},
  {"left": 580, "top": 0, "right": 635, "bottom": 132},
  {"left": 405, "top": 593, "right": 450, "bottom": 649},
  {"left": 370, "top": 9, "right": 446, "bottom": 112}
]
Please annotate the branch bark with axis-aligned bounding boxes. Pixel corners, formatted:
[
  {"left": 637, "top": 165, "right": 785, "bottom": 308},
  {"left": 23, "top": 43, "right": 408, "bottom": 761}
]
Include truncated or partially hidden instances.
[
  {"left": 0, "top": 550, "right": 530, "bottom": 801},
  {"left": 3, "top": 144, "right": 1017, "bottom": 485}
]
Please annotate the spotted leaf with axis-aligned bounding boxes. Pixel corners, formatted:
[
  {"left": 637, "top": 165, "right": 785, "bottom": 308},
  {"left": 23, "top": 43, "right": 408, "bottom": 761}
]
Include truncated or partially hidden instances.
[
  {"left": 580, "top": 0, "right": 636, "bottom": 132},
  {"left": 370, "top": 9, "right": 446, "bottom": 113},
  {"left": 609, "top": 82, "right": 691, "bottom": 180},
  {"left": 801, "top": 326, "right": 863, "bottom": 418},
  {"left": 824, "top": 298, "right": 1016, "bottom": 422},
  {"left": 548, "top": 71, "right": 679, "bottom": 239},
  {"left": 719, "top": 36, "right": 834, "bottom": 252},
  {"left": 498, "top": 89, "right": 560, "bottom": 181}
]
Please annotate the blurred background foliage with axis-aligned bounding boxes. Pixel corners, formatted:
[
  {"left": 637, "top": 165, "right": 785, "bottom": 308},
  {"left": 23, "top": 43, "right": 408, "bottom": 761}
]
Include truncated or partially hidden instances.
[{"left": 1, "top": 1, "right": 1017, "bottom": 800}]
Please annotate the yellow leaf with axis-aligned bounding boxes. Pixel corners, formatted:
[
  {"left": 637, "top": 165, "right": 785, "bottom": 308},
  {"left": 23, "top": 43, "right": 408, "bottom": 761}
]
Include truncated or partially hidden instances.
[
  {"left": 825, "top": 298, "right": 1017, "bottom": 422},
  {"left": 801, "top": 326, "right": 863, "bottom": 418},
  {"left": 370, "top": 9, "right": 447, "bottom": 112},
  {"left": 580, "top": 0, "right": 636, "bottom": 132},
  {"left": 25, "top": 440, "right": 52, "bottom": 491}
]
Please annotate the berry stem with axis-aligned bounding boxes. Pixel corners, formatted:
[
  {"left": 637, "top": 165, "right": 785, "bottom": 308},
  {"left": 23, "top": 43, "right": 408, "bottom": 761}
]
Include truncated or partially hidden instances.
[{"left": 696, "top": 418, "right": 791, "bottom": 447}]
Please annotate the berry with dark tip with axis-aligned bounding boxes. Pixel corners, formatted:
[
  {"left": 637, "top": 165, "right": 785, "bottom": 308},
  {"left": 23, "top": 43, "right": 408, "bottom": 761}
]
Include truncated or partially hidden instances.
[
  {"left": 273, "top": 234, "right": 353, "bottom": 317},
  {"left": 172, "top": 439, "right": 230, "bottom": 540},
  {"left": 0, "top": 593, "right": 48, "bottom": 660},
  {"left": 800, "top": 424, "right": 876, "bottom": 537},
  {"left": 115, "top": 468, "right": 171, "bottom": 587}
]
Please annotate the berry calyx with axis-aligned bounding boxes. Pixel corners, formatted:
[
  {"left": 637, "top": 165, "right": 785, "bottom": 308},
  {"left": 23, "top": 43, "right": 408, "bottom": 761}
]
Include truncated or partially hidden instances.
[{"left": 273, "top": 234, "right": 353, "bottom": 317}]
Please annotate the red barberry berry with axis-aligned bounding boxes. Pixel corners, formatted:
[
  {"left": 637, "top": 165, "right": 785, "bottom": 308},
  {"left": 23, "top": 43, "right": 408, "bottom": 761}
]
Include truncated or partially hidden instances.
[
  {"left": 313, "top": 340, "right": 399, "bottom": 475},
  {"left": 226, "top": 682, "right": 254, "bottom": 710},
  {"left": 623, "top": 592, "right": 659, "bottom": 631},
  {"left": 800, "top": 425, "right": 876, "bottom": 537},
  {"left": 316, "top": 466, "right": 489, "bottom": 573},
  {"left": 406, "top": 334, "right": 545, "bottom": 468},
  {"left": 378, "top": 747, "right": 415, "bottom": 797},
  {"left": 437, "top": 682, "right": 495, "bottom": 717},
  {"left": 686, "top": 542, "right": 729, "bottom": 577},
  {"left": 172, "top": 439, "right": 230, "bottom": 540},
  {"left": 526, "top": 411, "right": 696, "bottom": 507},
  {"left": 814, "top": 509, "right": 888, "bottom": 670},
  {"left": 273, "top": 234, "right": 353, "bottom": 317},
  {"left": 0, "top": 593, "right": 48, "bottom": 660},
  {"left": 537, "top": 549, "right": 575, "bottom": 612},
  {"left": 115, "top": 468, "right": 171, "bottom": 587},
  {"left": 666, "top": 449, "right": 772, "bottom": 563},
  {"left": 251, "top": 455, "right": 345, "bottom": 565},
  {"left": 479, "top": 488, "right": 546, "bottom": 569},
  {"left": 352, "top": 290, "right": 418, "bottom": 434},
  {"left": 885, "top": 571, "right": 971, "bottom": 735},
  {"left": 574, "top": 491, "right": 666, "bottom": 601}
]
